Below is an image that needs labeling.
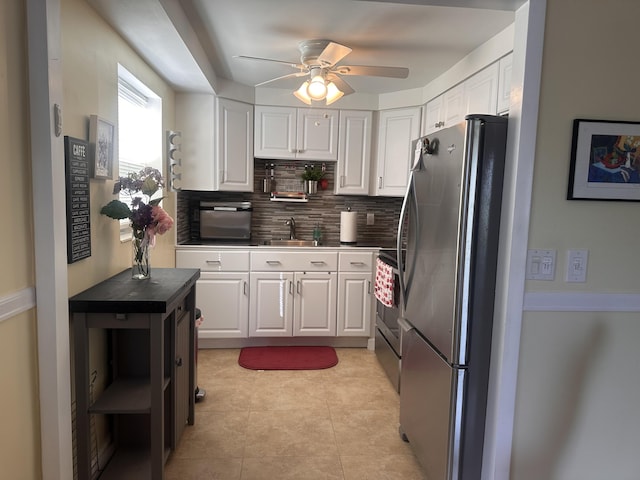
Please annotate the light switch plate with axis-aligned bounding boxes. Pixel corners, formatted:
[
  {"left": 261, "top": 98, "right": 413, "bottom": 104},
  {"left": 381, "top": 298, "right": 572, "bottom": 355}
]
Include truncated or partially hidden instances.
[{"left": 526, "top": 249, "right": 556, "bottom": 280}]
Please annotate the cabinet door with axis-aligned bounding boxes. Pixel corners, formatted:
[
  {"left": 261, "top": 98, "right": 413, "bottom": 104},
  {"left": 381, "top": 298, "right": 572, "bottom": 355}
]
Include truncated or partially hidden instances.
[
  {"left": 197, "top": 272, "right": 249, "bottom": 338},
  {"left": 175, "top": 93, "right": 215, "bottom": 190},
  {"left": 250, "top": 272, "right": 294, "bottom": 336},
  {"left": 375, "top": 107, "right": 422, "bottom": 196},
  {"left": 422, "top": 95, "right": 443, "bottom": 136},
  {"left": 296, "top": 108, "right": 339, "bottom": 161},
  {"left": 497, "top": 53, "right": 513, "bottom": 115},
  {"left": 335, "top": 110, "right": 372, "bottom": 195},
  {"left": 254, "top": 106, "right": 297, "bottom": 159},
  {"left": 293, "top": 272, "right": 337, "bottom": 336},
  {"left": 443, "top": 83, "right": 465, "bottom": 128},
  {"left": 464, "top": 62, "right": 499, "bottom": 116},
  {"left": 337, "top": 272, "right": 372, "bottom": 336},
  {"left": 216, "top": 98, "right": 254, "bottom": 191}
]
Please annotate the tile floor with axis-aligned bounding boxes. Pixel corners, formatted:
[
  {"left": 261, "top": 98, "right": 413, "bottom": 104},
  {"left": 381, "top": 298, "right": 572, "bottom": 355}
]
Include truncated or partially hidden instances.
[{"left": 165, "top": 347, "right": 428, "bottom": 480}]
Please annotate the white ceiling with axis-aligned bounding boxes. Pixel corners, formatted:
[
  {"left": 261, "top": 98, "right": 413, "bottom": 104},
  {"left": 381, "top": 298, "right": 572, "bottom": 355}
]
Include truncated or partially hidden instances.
[{"left": 87, "top": 0, "right": 520, "bottom": 97}]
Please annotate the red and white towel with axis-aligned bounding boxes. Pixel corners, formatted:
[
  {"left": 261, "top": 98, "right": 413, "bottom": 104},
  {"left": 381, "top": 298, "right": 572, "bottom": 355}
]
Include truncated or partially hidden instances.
[{"left": 374, "top": 257, "right": 395, "bottom": 308}]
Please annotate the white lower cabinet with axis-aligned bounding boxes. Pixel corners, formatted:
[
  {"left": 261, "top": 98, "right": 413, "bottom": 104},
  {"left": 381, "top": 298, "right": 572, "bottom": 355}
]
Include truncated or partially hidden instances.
[
  {"left": 249, "top": 251, "right": 338, "bottom": 337},
  {"left": 177, "top": 248, "right": 374, "bottom": 340},
  {"left": 249, "top": 271, "right": 337, "bottom": 337},
  {"left": 197, "top": 272, "right": 249, "bottom": 338},
  {"left": 175, "top": 250, "right": 250, "bottom": 338},
  {"left": 337, "top": 252, "right": 374, "bottom": 336}
]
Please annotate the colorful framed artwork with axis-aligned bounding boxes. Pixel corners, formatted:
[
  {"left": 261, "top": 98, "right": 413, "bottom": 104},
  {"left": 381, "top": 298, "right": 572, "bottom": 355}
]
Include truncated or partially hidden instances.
[
  {"left": 568, "top": 119, "right": 640, "bottom": 201},
  {"left": 89, "top": 115, "right": 115, "bottom": 179}
]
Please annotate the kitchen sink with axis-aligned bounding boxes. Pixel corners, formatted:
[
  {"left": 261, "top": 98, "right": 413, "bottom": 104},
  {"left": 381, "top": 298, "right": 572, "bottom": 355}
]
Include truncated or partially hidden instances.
[{"left": 263, "top": 239, "right": 318, "bottom": 247}]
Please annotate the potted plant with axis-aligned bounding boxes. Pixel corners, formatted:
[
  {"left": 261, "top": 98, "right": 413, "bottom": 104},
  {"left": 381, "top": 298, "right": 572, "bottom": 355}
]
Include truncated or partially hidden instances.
[{"left": 301, "top": 165, "right": 324, "bottom": 194}]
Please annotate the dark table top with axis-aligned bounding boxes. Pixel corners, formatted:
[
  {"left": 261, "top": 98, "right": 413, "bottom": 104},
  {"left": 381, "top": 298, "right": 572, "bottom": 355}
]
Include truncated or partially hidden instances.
[{"left": 69, "top": 268, "right": 200, "bottom": 313}]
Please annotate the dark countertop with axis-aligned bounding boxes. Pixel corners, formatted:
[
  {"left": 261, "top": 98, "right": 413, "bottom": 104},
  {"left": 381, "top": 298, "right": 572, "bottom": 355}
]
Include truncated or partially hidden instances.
[{"left": 69, "top": 268, "right": 200, "bottom": 313}]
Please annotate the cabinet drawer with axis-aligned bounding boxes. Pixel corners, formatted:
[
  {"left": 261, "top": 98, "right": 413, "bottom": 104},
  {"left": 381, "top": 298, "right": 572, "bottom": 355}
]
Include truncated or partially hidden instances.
[
  {"left": 339, "top": 251, "right": 374, "bottom": 272},
  {"left": 251, "top": 251, "right": 337, "bottom": 271},
  {"left": 176, "top": 250, "right": 249, "bottom": 271}
]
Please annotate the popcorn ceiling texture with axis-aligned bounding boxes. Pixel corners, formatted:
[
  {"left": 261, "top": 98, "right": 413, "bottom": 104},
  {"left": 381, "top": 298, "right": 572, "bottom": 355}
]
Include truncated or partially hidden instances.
[{"left": 176, "top": 159, "right": 403, "bottom": 247}]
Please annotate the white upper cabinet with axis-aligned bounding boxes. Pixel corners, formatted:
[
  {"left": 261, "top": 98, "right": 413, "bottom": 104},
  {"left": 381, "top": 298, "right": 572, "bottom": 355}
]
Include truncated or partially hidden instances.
[
  {"left": 497, "top": 53, "right": 513, "bottom": 115},
  {"left": 464, "top": 62, "right": 499, "bottom": 116},
  {"left": 216, "top": 98, "right": 254, "bottom": 191},
  {"left": 374, "top": 106, "right": 422, "bottom": 197},
  {"left": 335, "top": 110, "right": 373, "bottom": 195},
  {"left": 254, "top": 105, "right": 339, "bottom": 161},
  {"left": 422, "top": 83, "right": 464, "bottom": 135},
  {"left": 175, "top": 94, "right": 253, "bottom": 192}
]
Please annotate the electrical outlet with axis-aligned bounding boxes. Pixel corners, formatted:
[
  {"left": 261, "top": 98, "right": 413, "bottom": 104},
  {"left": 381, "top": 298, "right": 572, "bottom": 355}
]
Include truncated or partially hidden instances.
[
  {"left": 566, "top": 249, "right": 588, "bottom": 282},
  {"left": 366, "top": 213, "right": 374, "bottom": 225}
]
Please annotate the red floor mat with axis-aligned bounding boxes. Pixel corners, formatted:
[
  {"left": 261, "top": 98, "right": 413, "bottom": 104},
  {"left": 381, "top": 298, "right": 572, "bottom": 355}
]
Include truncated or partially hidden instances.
[{"left": 238, "top": 346, "right": 338, "bottom": 370}]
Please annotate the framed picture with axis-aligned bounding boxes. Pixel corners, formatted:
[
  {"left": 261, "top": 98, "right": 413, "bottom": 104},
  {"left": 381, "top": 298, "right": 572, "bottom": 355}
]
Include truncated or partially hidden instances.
[
  {"left": 568, "top": 119, "right": 640, "bottom": 201},
  {"left": 89, "top": 115, "right": 115, "bottom": 179}
]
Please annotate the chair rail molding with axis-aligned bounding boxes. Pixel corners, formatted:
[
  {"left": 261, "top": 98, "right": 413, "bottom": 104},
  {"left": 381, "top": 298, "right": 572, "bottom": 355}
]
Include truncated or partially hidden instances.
[{"left": 0, "top": 287, "right": 36, "bottom": 323}]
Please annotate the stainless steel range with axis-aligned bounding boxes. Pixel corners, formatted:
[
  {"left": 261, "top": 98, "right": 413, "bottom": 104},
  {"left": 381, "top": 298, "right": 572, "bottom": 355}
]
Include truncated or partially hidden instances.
[{"left": 374, "top": 249, "right": 403, "bottom": 392}]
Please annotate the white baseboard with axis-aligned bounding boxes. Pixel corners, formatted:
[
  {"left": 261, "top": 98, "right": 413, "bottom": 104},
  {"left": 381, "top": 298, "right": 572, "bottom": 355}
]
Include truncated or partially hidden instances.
[{"left": 0, "top": 287, "right": 36, "bottom": 324}]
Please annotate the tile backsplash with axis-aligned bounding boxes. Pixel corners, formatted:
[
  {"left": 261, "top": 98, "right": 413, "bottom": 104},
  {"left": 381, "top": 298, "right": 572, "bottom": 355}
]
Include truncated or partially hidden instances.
[{"left": 176, "top": 159, "right": 403, "bottom": 247}]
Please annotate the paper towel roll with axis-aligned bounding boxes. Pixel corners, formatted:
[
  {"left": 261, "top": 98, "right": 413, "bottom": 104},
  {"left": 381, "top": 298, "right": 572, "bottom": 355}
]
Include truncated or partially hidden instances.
[{"left": 340, "top": 211, "right": 358, "bottom": 244}]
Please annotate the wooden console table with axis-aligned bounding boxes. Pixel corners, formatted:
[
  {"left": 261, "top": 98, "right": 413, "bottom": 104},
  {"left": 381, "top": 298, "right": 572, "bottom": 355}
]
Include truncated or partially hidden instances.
[{"left": 70, "top": 268, "right": 200, "bottom": 480}]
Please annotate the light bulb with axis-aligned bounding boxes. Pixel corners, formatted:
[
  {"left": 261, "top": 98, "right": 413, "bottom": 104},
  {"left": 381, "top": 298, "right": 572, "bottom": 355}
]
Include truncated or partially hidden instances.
[{"left": 306, "top": 75, "right": 328, "bottom": 100}]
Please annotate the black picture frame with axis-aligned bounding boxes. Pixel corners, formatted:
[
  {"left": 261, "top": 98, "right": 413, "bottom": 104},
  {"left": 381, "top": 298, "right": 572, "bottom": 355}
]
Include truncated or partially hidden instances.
[
  {"left": 89, "top": 114, "right": 115, "bottom": 179},
  {"left": 64, "top": 136, "right": 92, "bottom": 263},
  {"left": 568, "top": 118, "right": 640, "bottom": 201}
]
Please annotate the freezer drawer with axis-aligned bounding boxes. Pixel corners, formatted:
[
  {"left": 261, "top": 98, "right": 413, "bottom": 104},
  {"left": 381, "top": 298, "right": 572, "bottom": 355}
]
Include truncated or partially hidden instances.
[{"left": 400, "top": 327, "right": 465, "bottom": 480}]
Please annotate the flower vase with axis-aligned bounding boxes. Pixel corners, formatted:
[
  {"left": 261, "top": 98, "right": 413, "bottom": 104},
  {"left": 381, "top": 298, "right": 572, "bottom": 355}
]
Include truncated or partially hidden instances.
[{"left": 132, "top": 234, "right": 151, "bottom": 279}]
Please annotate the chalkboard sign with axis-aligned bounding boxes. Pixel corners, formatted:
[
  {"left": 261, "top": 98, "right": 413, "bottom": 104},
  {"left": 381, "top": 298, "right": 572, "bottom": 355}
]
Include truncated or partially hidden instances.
[{"left": 64, "top": 136, "right": 92, "bottom": 263}]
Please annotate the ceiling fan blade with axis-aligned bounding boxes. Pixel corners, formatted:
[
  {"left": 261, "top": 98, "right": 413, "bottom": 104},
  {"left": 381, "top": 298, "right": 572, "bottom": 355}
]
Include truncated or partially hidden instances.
[
  {"left": 334, "top": 65, "right": 409, "bottom": 79},
  {"left": 234, "top": 55, "right": 304, "bottom": 70},
  {"left": 326, "top": 74, "right": 355, "bottom": 96},
  {"left": 317, "top": 42, "right": 352, "bottom": 67},
  {"left": 255, "top": 71, "right": 308, "bottom": 87}
]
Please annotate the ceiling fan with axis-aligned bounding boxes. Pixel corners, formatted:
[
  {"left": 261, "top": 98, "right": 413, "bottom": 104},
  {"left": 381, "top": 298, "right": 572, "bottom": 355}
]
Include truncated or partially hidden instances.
[{"left": 234, "top": 39, "right": 409, "bottom": 105}]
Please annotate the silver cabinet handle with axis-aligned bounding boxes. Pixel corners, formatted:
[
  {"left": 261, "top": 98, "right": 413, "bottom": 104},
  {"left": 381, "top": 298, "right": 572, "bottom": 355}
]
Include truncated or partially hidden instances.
[
  {"left": 378, "top": 177, "right": 383, "bottom": 188},
  {"left": 340, "top": 175, "right": 345, "bottom": 188},
  {"left": 266, "top": 260, "right": 281, "bottom": 265},
  {"left": 288, "top": 280, "right": 294, "bottom": 295},
  {"left": 296, "top": 280, "right": 301, "bottom": 294},
  {"left": 310, "top": 261, "right": 326, "bottom": 265},
  {"left": 367, "top": 280, "right": 372, "bottom": 294},
  {"left": 350, "top": 261, "right": 365, "bottom": 266},
  {"left": 243, "top": 281, "right": 247, "bottom": 296},
  {"left": 206, "top": 260, "right": 221, "bottom": 265}
]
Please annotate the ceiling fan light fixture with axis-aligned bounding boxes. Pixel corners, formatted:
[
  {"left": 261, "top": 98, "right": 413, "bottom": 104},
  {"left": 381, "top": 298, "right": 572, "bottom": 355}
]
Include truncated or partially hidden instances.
[
  {"left": 325, "top": 81, "right": 344, "bottom": 105},
  {"left": 293, "top": 81, "right": 312, "bottom": 105}
]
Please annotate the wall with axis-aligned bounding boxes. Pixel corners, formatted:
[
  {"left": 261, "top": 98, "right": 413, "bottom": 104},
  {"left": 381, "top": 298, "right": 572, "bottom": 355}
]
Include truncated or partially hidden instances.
[
  {"left": 0, "top": 0, "right": 42, "bottom": 478},
  {"left": 510, "top": 0, "right": 640, "bottom": 478},
  {"left": 63, "top": 0, "right": 177, "bottom": 297}
]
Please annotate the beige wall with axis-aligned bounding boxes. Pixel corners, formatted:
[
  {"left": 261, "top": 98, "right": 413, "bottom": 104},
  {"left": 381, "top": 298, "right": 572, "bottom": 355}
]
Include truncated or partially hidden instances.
[
  {"left": 0, "top": 0, "right": 42, "bottom": 478},
  {"left": 62, "top": 0, "right": 177, "bottom": 297},
  {"left": 511, "top": 0, "right": 640, "bottom": 478}
]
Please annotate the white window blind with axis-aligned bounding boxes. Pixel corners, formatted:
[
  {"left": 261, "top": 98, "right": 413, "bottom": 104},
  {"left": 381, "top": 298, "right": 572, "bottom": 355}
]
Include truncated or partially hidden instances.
[{"left": 117, "top": 65, "right": 162, "bottom": 240}]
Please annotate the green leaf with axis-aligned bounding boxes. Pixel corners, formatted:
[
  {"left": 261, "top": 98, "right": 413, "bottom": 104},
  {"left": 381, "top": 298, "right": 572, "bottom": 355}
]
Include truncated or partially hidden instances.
[
  {"left": 100, "top": 200, "right": 132, "bottom": 220},
  {"left": 141, "top": 177, "right": 159, "bottom": 197},
  {"left": 149, "top": 196, "right": 165, "bottom": 207}
]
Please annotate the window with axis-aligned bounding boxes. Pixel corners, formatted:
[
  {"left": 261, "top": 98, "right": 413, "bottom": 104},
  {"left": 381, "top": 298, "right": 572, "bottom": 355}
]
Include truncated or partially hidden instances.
[{"left": 117, "top": 64, "right": 162, "bottom": 240}]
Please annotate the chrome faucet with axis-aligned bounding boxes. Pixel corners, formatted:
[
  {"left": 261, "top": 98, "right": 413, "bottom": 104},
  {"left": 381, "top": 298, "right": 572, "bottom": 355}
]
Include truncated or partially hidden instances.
[{"left": 285, "top": 217, "right": 296, "bottom": 239}]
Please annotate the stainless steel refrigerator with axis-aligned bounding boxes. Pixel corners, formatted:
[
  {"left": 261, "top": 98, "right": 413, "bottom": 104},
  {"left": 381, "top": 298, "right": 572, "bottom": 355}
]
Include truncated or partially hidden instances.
[{"left": 397, "top": 114, "right": 508, "bottom": 480}]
